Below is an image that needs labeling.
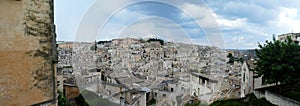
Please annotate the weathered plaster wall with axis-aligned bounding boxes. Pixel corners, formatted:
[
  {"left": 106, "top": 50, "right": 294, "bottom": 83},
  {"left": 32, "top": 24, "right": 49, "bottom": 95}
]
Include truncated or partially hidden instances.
[
  {"left": 0, "top": 0, "right": 57, "bottom": 105},
  {"left": 63, "top": 85, "right": 80, "bottom": 100}
]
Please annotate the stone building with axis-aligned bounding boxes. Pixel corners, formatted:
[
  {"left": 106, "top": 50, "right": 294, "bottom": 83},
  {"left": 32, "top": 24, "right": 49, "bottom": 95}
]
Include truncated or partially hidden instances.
[
  {"left": 0, "top": 0, "right": 57, "bottom": 105},
  {"left": 240, "top": 61, "right": 253, "bottom": 97},
  {"left": 190, "top": 72, "right": 218, "bottom": 97},
  {"left": 116, "top": 90, "right": 146, "bottom": 106},
  {"left": 69, "top": 37, "right": 229, "bottom": 105},
  {"left": 278, "top": 33, "right": 300, "bottom": 45}
]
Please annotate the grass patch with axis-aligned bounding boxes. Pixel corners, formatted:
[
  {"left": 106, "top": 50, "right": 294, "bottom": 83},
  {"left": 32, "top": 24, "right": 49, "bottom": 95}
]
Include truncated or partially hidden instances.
[
  {"left": 282, "top": 90, "right": 300, "bottom": 101},
  {"left": 80, "top": 89, "right": 118, "bottom": 106},
  {"left": 146, "top": 98, "right": 156, "bottom": 106},
  {"left": 184, "top": 102, "right": 202, "bottom": 106},
  {"left": 58, "top": 90, "right": 69, "bottom": 106}
]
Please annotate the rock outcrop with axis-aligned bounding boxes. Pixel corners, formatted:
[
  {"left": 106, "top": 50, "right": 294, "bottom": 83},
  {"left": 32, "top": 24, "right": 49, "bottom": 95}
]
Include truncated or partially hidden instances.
[{"left": 0, "top": 0, "right": 57, "bottom": 105}]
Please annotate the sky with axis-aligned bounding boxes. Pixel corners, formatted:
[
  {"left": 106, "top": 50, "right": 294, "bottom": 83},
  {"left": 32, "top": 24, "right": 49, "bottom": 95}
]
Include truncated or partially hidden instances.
[{"left": 54, "top": 0, "right": 300, "bottom": 49}]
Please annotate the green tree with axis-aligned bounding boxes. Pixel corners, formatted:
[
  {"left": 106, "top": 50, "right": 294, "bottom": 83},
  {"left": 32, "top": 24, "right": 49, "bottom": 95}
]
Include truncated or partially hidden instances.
[
  {"left": 146, "top": 38, "right": 164, "bottom": 45},
  {"left": 227, "top": 53, "right": 235, "bottom": 64},
  {"left": 254, "top": 36, "right": 300, "bottom": 93},
  {"left": 239, "top": 57, "right": 244, "bottom": 63},
  {"left": 90, "top": 41, "right": 97, "bottom": 51},
  {"left": 227, "top": 53, "right": 233, "bottom": 58},
  {"left": 58, "top": 90, "right": 68, "bottom": 106},
  {"left": 74, "top": 94, "right": 89, "bottom": 106}
]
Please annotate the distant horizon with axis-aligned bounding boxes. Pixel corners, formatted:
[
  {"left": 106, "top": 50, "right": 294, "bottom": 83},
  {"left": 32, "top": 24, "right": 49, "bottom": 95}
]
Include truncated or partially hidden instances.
[{"left": 56, "top": 37, "right": 260, "bottom": 50}]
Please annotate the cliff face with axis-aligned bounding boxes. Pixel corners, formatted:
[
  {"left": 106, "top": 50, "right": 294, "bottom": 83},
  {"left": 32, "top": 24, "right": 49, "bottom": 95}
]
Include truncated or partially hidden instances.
[{"left": 0, "top": 0, "right": 57, "bottom": 105}]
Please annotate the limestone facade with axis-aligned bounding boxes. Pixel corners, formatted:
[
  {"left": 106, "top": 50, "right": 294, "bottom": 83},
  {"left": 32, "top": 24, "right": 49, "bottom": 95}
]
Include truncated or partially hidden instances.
[{"left": 0, "top": 0, "right": 57, "bottom": 105}]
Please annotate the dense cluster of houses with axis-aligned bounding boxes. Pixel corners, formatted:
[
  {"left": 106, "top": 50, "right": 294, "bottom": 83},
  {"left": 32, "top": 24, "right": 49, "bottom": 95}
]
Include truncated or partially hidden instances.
[{"left": 57, "top": 38, "right": 259, "bottom": 105}]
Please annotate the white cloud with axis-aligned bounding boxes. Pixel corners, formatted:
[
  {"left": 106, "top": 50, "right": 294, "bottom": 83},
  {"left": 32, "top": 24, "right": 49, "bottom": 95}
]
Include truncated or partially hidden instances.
[
  {"left": 75, "top": 0, "right": 136, "bottom": 41},
  {"left": 276, "top": 7, "right": 300, "bottom": 33},
  {"left": 118, "top": 16, "right": 194, "bottom": 44},
  {"left": 98, "top": 1, "right": 216, "bottom": 46},
  {"left": 216, "top": 16, "right": 248, "bottom": 30},
  {"left": 178, "top": 3, "right": 225, "bottom": 48},
  {"left": 179, "top": 3, "right": 219, "bottom": 29},
  {"left": 57, "top": 0, "right": 300, "bottom": 49},
  {"left": 55, "top": 0, "right": 95, "bottom": 41},
  {"left": 205, "top": 1, "right": 300, "bottom": 49},
  {"left": 232, "top": 36, "right": 245, "bottom": 43},
  {"left": 97, "top": 8, "right": 146, "bottom": 40}
]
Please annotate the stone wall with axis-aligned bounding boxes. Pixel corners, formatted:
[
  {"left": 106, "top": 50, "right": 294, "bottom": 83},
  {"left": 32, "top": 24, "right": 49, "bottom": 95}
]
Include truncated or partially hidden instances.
[
  {"left": 0, "top": 0, "right": 57, "bottom": 105},
  {"left": 132, "top": 94, "right": 146, "bottom": 106},
  {"left": 253, "top": 90, "right": 265, "bottom": 98},
  {"left": 64, "top": 85, "right": 80, "bottom": 100},
  {"left": 254, "top": 90, "right": 300, "bottom": 106},
  {"left": 265, "top": 90, "right": 300, "bottom": 106}
]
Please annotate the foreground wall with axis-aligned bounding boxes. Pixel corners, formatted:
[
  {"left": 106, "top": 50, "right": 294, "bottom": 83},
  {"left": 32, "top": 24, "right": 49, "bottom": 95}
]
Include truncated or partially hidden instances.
[
  {"left": 254, "top": 90, "right": 300, "bottom": 106},
  {"left": 265, "top": 90, "right": 300, "bottom": 106},
  {"left": 0, "top": 0, "right": 57, "bottom": 105}
]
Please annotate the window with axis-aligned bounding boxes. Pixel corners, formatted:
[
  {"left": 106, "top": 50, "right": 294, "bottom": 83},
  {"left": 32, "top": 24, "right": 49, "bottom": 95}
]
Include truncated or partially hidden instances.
[{"left": 243, "top": 73, "right": 245, "bottom": 82}]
